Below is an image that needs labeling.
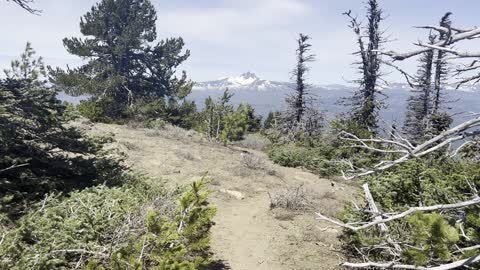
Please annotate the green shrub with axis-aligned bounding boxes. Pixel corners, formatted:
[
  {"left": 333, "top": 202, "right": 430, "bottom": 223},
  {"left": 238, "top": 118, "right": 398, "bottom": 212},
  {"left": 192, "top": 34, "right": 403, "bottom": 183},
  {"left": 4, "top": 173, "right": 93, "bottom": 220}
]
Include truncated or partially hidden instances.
[
  {"left": 77, "top": 97, "right": 122, "bottom": 123},
  {"left": 219, "top": 109, "right": 250, "bottom": 145},
  {"left": 127, "top": 97, "right": 197, "bottom": 129},
  {"left": 0, "top": 177, "right": 216, "bottom": 270},
  {"left": 0, "top": 80, "right": 127, "bottom": 218},
  {"left": 339, "top": 158, "right": 480, "bottom": 267}
]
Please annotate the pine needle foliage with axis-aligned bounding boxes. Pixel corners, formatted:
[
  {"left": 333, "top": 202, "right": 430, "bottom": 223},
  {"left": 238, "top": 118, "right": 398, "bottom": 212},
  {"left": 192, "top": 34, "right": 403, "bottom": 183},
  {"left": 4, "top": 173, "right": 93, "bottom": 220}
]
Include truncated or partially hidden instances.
[
  {"left": 50, "top": 0, "right": 192, "bottom": 120},
  {"left": 343, "top": 0, "right": 386, "bottom": 133},
  {"left": 1, "top": 177, "right": 216, "bottom": 270},
  {"left": 0, "top": 79, "right": 125, "bottom": 219},
  {"left": 339, "top": 158, "right": 480, "bottom": 267}
]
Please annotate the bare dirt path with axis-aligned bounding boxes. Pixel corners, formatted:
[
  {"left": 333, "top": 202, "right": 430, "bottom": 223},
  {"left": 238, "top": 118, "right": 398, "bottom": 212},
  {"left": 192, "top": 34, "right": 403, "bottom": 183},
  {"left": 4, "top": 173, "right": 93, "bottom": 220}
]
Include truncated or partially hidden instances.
[{"left": 83, "top": 122, "right": 358, "bottom": 270}]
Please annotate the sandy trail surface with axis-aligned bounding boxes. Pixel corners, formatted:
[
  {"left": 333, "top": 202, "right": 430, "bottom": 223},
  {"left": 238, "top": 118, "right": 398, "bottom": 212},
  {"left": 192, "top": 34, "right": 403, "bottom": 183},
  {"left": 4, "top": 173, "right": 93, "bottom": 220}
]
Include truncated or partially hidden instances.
[{"left": 83, "top": 122, "right": 358, "bottom": 270}]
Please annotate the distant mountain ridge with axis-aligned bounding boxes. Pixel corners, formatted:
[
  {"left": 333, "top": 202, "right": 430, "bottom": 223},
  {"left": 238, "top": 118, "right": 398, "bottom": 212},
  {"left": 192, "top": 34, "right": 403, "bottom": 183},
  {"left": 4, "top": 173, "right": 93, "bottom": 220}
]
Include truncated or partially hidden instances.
[
  {"left": 193, "top": 72, "right": 480, "bottom": 93},
  {"left": 189, "top": 72, "right": 480, "bottom": 126}
]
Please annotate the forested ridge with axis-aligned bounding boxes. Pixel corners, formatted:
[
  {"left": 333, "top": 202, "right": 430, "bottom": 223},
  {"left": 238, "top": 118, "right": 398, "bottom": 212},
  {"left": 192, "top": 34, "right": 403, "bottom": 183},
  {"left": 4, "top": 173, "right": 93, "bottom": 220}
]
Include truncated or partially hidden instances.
[{"left": 1, "top": 0, "right": 479, "bottom": 269}]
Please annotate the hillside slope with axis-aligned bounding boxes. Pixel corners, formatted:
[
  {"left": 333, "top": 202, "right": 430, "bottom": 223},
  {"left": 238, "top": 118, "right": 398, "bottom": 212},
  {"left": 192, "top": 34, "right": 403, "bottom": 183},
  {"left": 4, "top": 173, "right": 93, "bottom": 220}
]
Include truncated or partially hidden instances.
[{"left": 79, "top": 121, "right": 358, "bottom": 270}]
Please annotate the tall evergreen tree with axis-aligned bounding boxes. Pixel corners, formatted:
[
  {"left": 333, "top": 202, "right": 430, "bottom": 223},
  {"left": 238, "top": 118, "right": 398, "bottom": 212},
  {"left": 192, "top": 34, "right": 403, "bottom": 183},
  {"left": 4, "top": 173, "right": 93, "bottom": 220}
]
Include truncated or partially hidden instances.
[
  {"left": 403, "top": 14, "right": 453, "bottom": 141},
  {"left": 50, "top": 0, "right": 191, "bottom": 119},
  {"left": 4, "top": 42, "right": 46, "bottom": 86},
  {"left": 286, "top": 33, "right": 315, "bottom": 126},
  {"left": 432, "top": 13, "right": 451, "bottom": 114},
  {"left": 426, "top": 13, "right": 453, "bottom": 136},
  {"left": 344, "top": 0, "right": 385, "bottom": 132},
  {"left": 403, "top": 34, "right": 436, "bottom": 142},
  {"left": 1, "top": 46, "right": 124, "bottom": 216}
]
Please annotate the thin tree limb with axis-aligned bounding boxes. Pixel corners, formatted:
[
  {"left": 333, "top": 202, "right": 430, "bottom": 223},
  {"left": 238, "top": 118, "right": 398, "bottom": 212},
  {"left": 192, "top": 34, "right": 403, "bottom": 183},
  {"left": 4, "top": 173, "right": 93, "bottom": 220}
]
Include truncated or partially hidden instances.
[
  {"left": 340, "top": 254, "right": 480, "bottom": 269},
  {"left": 317, "top": 196, "right": 480, "bottom": 231}
]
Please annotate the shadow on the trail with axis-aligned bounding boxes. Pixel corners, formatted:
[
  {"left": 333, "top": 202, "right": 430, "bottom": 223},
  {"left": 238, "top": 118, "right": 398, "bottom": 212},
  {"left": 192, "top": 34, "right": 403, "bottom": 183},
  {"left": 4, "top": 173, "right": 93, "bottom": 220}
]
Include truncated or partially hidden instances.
[{"left": 208, "top": 260, "right": 231, "bottom": 270}]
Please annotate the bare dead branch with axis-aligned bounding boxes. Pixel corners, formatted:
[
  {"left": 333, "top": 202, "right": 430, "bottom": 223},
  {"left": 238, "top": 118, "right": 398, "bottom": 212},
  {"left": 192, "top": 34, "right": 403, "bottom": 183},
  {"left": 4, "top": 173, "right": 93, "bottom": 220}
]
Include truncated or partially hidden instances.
[
  {"left": 380, "top": 60, "right": 416, "bottom": 88},
  {"left": 340, "top": 116, "right": 480, "bottom": 179},
  {"left": 51, "top": 249, "right": 108, "bottom": 257},
  {"left": 6, "top": 0, "right": 40, "bottom": 14},
  {"left": 0, "top": 163, "right": 29, "bottom": 173},
  {"left": 417, "top": 43, "right": 480, "bottom": 58},
  {"left": 340, "top": 253, "right": 480, "bottom": 269},
  {"left": 379, "top": 28, "right": 480, "bottom": 60},
  {"left": 363, "top": 183, "right": 402, "bottom": 253},
  {"left": 316, "top": 196, "right": 480, "bottom": 231}
]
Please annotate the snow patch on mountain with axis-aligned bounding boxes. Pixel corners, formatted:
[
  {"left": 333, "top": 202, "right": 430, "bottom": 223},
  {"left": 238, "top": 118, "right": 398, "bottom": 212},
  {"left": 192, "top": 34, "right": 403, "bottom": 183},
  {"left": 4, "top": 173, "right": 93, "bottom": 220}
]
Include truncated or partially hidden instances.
[{"left": 193, "top": 72, "right": 293, "bottom": 91}]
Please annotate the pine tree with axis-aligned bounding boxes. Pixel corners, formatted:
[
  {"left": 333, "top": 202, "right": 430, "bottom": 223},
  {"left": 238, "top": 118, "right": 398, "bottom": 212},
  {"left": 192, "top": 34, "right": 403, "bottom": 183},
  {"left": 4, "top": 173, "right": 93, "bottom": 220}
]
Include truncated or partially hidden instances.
[
  {"left": 4, "top": 42, "right": 46, "bottom": 86},
  {"left": 286, "top": 33, "right": 315, "bottom": 126},
  {"left": 403, "top": 34, "right": 436, "bottom": 143},
  {"left": 432, "top": 13, "right": 451, "bottom": 114},
  {"left": 428, "top": 13, "right": 453, "bottom": 136},
  {"left": 264, "top": 111, "right": 281, "bottom": 130},
  {"left": 344, "top": 0, "right": 385, "bottom": 132},
  {"left": 50, "top": 0, "right": 191, "bottom": 119},
  {"left": 202, "top": 89, "right": 233, "bottom": 141},
  {"left": 403, "top": 15, "right": 454, "bottom": 142}
]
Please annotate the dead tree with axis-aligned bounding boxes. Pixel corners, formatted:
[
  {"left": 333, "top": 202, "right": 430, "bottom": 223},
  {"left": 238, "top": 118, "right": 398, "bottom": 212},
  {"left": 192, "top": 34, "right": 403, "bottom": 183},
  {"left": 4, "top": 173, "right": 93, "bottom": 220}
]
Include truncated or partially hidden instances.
[
  {"left": 403, "top": 34, "right": 436, "bottom": 143},
  {"left": 285, "top": 34, "right": 316, "bottom": 126},
  {"left": 379, "top": 13, "right": 480, "bottom": 88},
  {"left": 317, "top": 115, "right": 480, "bottom": 269},
  {"left": 321, "top": 12, "right": 480, "bottom": 270},
  {"left": 342, "top": 0, "right": 386, "bottom": 132},
  {"left": 282, "top": 33, "right": 323, "bottom": 140},
  {"left": 317, "top": 178, "right": 480, "bottom": 269}
]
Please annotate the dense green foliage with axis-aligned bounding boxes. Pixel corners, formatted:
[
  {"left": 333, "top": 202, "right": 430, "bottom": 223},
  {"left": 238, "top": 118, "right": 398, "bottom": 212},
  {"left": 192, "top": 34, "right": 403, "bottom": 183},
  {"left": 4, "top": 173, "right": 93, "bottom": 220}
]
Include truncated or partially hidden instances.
[
  {"left": 197, "top": 90, "right": 259, "bottom": 144},
  {"left": 339, "top": 158, "right": 480, "bottom": 267},
  {"left": 1, "top": 177, "right": 216, "bottom": 269},
  {"left": 1, "top": 41, "right": 216, "bottom": 269},
  {"left": 0, "top": 78, "right": 125, "bottom": 219},
  {"left": 267, "top": 119, "right": 381, "bottom": 177},
  {"left": 50, "top": 0, "right": 192, "bottom": 121}
]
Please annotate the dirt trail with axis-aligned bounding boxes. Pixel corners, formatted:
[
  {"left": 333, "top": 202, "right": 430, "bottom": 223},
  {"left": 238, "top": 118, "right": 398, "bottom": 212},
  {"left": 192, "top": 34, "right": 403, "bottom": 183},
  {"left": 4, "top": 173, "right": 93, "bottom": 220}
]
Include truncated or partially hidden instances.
[{"left": 83, "top": 122, "right": 358, "bottom": 270}]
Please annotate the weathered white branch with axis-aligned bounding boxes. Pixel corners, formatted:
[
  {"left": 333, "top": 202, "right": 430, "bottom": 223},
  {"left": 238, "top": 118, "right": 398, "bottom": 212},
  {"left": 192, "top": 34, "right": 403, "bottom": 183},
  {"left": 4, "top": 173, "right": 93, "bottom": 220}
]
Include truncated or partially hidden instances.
[
  {"left": 51, "top": 249, "right": 108, "bottom": 257},
  {"left": 417, "top": 43, "right": 480, "bottom": 58},
  {"left": 341, "top": 116, "right": 480, "bottom": 179},
  {"left": 363, "top": 183, "right": 402, "bottom": 253},
  {"left": 341, "top": 253, "right": 480, "bottom": 269},
  {"left": 380, "top": 27, "right": 480, "bottom": 60},
  {"left": 316, "top": 196, "right": 480, "bottom": 231},
  {"left": 0, "top": 163, "right": 29, "bottom": 173},
  {"left": 455, "top": 244, "right": 480, "bottom": 254}
]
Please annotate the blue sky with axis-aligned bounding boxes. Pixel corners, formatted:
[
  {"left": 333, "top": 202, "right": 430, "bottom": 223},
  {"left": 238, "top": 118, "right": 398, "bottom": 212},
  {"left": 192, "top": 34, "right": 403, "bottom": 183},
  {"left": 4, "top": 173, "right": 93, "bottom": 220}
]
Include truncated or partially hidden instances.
[{"left": 1, "top": 0, "right": 479, "bottom": 84}]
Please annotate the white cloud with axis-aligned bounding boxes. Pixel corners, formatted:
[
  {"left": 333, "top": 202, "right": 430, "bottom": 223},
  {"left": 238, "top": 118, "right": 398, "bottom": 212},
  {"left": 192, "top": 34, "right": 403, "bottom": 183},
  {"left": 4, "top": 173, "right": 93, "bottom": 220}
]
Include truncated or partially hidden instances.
[{"left": 155, "top": 0, "right": 311, "bottom": 42}]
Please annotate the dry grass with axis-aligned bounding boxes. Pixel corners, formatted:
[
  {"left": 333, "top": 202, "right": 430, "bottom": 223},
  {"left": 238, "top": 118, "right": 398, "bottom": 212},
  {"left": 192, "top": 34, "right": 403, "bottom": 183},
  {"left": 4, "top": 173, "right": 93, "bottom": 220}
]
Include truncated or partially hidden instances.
[
  {"left": 241, "top": 153, "right": 277, "bottom": 176},
  {"left": 176, "top": 150, "right": 195, "bottom": 161},
  {"left": 241, "top": 153, "right": 265, "bottom": 170},
  {"left": 121, "top": 141, "right": 139, "bottom": 151},
  {"left": 268, "top": 184, "right": 307, "bottom": 210},
  {"left": 234, "top": 134, "right": 270, "bottom": 150},
  {"left": 142, "top": 123, "right": 200, "bottom": 141}
]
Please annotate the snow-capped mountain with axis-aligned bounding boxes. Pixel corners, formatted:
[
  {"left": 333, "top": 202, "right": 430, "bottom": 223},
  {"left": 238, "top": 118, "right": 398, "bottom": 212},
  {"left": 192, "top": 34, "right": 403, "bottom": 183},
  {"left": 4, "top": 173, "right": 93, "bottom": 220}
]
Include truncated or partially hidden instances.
[{"left": 193, "top": 72, "right": 293, "bottom": 91}]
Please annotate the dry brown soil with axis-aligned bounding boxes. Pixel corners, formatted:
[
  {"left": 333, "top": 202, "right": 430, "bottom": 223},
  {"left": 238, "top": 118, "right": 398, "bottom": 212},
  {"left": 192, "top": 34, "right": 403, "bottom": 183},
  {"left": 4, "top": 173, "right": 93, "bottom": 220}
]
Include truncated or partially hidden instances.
[{"left": 81, "top": 122, "right": 359, "bottom": 270}]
